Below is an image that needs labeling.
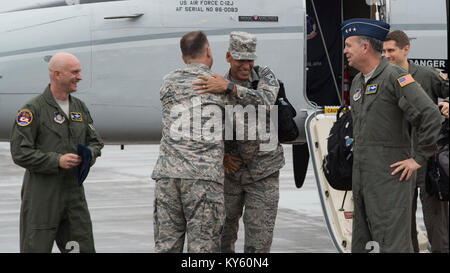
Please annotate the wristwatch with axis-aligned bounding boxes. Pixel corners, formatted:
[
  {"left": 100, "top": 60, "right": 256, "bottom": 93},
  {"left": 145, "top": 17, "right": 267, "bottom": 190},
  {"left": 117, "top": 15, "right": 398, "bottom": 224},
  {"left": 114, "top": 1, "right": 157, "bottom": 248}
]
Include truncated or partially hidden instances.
[{"left": 225, "top": 82, "right": 235, "bottom": 94}]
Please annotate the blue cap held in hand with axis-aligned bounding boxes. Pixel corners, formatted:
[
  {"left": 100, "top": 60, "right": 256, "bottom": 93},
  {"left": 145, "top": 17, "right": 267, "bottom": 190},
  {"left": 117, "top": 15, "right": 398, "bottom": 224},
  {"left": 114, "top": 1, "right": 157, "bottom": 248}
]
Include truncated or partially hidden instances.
[{"left": 77, "top": 143, "right": 92, "bottom": 186}]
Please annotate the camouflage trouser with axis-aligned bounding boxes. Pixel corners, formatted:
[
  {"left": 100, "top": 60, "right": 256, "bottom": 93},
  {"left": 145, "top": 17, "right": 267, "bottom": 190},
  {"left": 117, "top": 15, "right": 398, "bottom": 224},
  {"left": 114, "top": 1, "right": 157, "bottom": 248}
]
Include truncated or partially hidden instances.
[
  {"left": 221, "top": 169, "right": 279, "bottom": 253},
  {"left": 153, "top": 178, "right": 225, "bottom": 253},
  {"left": 411, "top": 166, "right": 449, "bottom": 253}
]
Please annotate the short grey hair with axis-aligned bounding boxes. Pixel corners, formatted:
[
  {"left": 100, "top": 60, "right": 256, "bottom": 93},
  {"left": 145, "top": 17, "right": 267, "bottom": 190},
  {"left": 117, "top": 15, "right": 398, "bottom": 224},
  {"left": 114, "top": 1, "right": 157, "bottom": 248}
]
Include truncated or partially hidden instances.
[{"left": 357, "top": 36, "right": 383, "bottom": 54}]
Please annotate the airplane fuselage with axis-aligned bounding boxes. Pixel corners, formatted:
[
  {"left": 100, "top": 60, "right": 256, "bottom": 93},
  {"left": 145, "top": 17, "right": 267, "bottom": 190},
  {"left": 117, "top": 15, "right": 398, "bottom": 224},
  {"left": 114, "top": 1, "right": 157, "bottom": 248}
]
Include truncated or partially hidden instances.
[{"left": 0, "top": 0, "right": 308, "bottom": 144}]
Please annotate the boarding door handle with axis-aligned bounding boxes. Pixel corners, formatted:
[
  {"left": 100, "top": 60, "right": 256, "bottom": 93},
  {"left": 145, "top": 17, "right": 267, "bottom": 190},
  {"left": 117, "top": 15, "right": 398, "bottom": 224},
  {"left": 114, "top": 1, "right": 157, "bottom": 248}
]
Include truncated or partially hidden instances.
[{"left": 104, "top": 13, "right": 144, "bottom": 20}]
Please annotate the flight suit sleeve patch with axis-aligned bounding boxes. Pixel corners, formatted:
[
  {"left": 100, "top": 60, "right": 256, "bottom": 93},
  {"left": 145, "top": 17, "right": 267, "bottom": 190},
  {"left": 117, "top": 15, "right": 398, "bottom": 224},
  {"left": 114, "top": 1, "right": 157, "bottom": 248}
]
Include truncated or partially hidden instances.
[
  {"left": 16, "top": 109, "right": 33, "bottom": 127},
  {"left": 397, "top": 74, "right": 415, "bottom": 87},
  {"left": 261, "top": 68, "right": 279, "bottom": 87},
  {"left": 439, "top": 71, "right": 448, "bottom": 81}
]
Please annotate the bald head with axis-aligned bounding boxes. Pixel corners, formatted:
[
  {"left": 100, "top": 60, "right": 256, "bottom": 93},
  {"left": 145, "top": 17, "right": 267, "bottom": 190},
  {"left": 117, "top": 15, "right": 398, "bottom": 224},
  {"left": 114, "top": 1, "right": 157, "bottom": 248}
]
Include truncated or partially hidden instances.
[
  {"left": 48, "top": 52, "right": 80, "bottom": 74},
  {"left": 48, "top": 52, "right": 82, "bottom": 95}
]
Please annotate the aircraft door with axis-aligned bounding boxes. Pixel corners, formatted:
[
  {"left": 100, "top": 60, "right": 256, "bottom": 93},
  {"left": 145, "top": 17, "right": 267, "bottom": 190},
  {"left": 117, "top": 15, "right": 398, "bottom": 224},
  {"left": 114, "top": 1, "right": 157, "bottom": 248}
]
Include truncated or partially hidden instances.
[
  {"left": 304, "top": 107, "right": 353, "bottom": 253},
  {"left": 89, "top": 0, "right": 163, "bottom": 142}
]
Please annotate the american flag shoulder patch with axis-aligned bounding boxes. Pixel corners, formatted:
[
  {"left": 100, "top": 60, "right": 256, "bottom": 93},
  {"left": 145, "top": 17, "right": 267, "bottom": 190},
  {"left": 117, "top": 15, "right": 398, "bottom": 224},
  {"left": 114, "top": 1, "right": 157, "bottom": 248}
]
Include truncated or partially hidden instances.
[
  {"left": 439, "top": 71, "right": 448, "bottom": 81},
  {"left": 397, "top": 74, "right": 415, "bottom": 87}
]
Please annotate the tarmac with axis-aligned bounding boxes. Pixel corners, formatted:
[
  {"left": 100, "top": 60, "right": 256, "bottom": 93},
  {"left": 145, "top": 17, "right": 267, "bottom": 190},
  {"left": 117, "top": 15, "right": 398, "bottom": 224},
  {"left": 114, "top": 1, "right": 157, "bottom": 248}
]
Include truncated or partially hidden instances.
[{"left": 0, "top": 142, "right": 424, "bottom": 253}]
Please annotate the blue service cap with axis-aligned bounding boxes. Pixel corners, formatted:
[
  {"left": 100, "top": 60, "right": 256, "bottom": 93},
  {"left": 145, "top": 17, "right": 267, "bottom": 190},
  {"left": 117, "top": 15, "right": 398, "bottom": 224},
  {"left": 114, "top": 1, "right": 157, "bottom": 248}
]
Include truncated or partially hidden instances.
[{"left": 341, "top": 18, "right": 390, "bottom": 41}]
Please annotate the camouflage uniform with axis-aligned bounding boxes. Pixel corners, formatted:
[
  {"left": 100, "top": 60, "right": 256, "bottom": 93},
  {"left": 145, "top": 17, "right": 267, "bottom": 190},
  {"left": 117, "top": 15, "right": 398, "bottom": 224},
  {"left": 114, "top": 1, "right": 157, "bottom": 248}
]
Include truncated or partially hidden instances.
[
  {"left": 349, "top": 57, "right": 442, "bottom": 252},
  {"left": 10, "top": 85, "right": 104, "bottom": 253},
  {"left": 220, "top": 32, "right": 285, "bottom": 253},
  {"left": 408, "top": 60, "right": 449, "bottom": 253},
  {"left": 151, "top": 62, "right": 226, "bottom": 253}
]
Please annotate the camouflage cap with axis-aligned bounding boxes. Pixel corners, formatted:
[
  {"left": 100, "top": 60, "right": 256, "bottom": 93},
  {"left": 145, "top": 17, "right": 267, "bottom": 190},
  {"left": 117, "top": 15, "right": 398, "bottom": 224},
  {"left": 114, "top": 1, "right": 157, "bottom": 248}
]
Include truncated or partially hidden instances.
[{"left": 228, "top": 31, "right": 257, "bottom": 60}]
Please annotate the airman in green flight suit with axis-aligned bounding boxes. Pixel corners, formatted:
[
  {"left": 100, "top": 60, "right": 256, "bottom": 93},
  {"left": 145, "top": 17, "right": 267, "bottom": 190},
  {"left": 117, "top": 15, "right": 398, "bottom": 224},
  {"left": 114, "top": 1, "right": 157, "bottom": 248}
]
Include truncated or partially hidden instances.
[
  {"left": 341, "top": 19, "right": 441, "bottom": 253},
  {"left": 10, "top": 52, "right": 104, "bottom": 253}
]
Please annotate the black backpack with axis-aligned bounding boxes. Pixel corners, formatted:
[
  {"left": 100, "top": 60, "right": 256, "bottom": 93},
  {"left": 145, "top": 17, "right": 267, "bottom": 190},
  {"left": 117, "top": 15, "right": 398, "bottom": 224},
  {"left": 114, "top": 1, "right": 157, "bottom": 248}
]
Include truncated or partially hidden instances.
[
  {"left": 426, "top": 118, "right": 449, "bottom": 201},
  {"left": 322, "top": 105, "right": 353, "bottom": 191},
  {"left": 252, "top": 66, "right": 299, "bottom": 142}
]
